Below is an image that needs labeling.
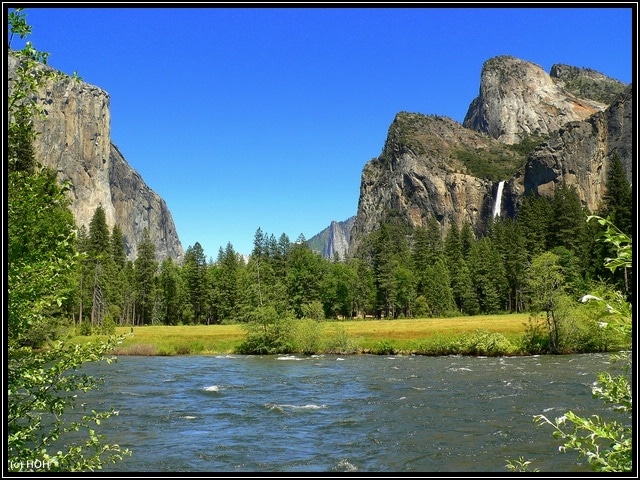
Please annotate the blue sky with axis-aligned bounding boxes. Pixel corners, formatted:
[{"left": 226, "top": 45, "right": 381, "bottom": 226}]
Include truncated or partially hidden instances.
[{"left": 9, "top": 6, "right": 633, "bottom": 258}]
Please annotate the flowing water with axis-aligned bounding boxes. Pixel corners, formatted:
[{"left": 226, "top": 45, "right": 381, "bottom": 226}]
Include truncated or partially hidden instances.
[
  {"left": 74, "top": 353, "right": 621, "bottom": 473},
  {"left": 492, "top": 180, "right": 505, "bottom": 218}
]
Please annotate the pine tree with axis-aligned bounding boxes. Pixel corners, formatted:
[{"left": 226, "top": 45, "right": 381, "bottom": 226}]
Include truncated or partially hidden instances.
[
  {"left": 88, "top": 205, "right": 110, "bottom": 256},
  {"left": 252, "top": 227, "right": 266, "bottom": 258},
  {"left": 422, "top": 258, "right": 455, "bottom": 317},
  {"left": 135, "top": 228, "right": 157, "bottom": 325},
  {"left": 549, "top": 182, "right": 588, "bottom": 254},
  {"left": 459, "top": 222, "right": 476, "bottom": 260},
  {"left": 412, "top": 216, "right": 444, "bottom": 298},
  {"left": 469, "top": 237, "right": 507, "bottom": 313},
  {"left": 110, "top": 225, "right": 126, "bottom": 270},
  {"left": 158, "top": 257, "right": 185, "bottom": 325},
  {"left": 287, "top": 241, "right": 325, "bottom": 318},
  {"left": 366, "top": 222, "right": 411, "bottom": 318},
  {"left": 491, "top": 218, "right": 528, "bottom": 312},
  {"left": 182, "top": 242, "right": 209, "bottom": 324},
  {"left": 215, "top": 242, "right": 243, "bottom": 322},
  {"left": 590, "top": 153, "right": 633, "bottom": 294},
  {"left": 444, "top": 222, "right": 477, "bottom": 314},
  {"left": 87, "top": 206, "right": 116, "bottom": 328},
  {"left": 517, "top": 193, "right": 552, "bottom": 256},
  {"left": 600, "top": 152, "right": 632, "bottom": 235},
  {"left": 74, "top": 225, "right": 92, "bottom": 327}
]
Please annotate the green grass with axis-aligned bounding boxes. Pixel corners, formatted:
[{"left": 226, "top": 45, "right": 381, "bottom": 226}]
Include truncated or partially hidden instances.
[{"left": 67, "top": 313, "right": 531, "bottom": 356}]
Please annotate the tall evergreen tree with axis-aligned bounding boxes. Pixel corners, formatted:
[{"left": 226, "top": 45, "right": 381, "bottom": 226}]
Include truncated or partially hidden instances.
[
  {"left": 443, "top": 222, "right": 461, "bottom": 265},
  {"left": 444, "top": 222, "right": 477, "bottom": 314},
  {"left": 549, "top": 182, "right": 588, "bottom": 254},
  {"left": 158, "top": 257, "right": 185, "bottom": 325},
  {"left": 469, "top": 236, "right": 507, "bottom": 313},
  {"left": 74, "top": 225, "right": 92, "bottom": 327},
  {"left": 134, "top": 228, "right": 157, "bottom": 325},
  {"left": 214, "top": 242, "right": 243, "bottom": 322},
  {"left": 252, "top": 227, "right": 266, "bottom": 258},
  {"left": 110, "top": 225, "right": 126, "bottom": 270},
  {"left": 88, "top": 205, "right": 110, "bottom": 256},
  {"left": 517, "top": 193, "right": 552, "bottom": 256},
  {"left": 287, "top": 240, "right": 326, "bottom": 318},
  {"left": 590, "top": 153, "right": 633, "bottom": 294},
  {"left": 600, "top": 152, "right": 632, "bottom": 235},
  {"left": 459, "top": 222, "right": 476, "bottom": 260},
  {"left": 273, "top": 233, "right": 292, "bottom": 279},
  {"left": 120, "top": 261, "right": 137, "bottom": 325},
  {"left": 364, "top": 221, "right": 411, "bottom": 318},
  {"left": 422, "top": 258, "right": 455, "bottom": 317},
  {"left": 490, "top": 218, "right": 528, "bottom": 312},
  {"left": 87, "top": 205, "right": 113, "bottom": 327},
  {"left": 182, "top": 242, "right": 209, "bottom": 324},
  {"left": 106, "top": 224, "right": 127, "bottom": 325}
]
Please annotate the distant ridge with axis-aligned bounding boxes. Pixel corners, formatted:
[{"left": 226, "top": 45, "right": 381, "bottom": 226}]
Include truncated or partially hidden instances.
[{"left": 307, "top": 216, "right": 355, "bottom": 260}]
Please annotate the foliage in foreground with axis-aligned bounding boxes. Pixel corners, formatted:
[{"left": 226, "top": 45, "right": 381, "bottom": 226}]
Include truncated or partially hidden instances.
[
  {"left": 509, "top": 216, "right": 632, "bottom": 472},
  {"left": 7, "top": 8, "right": 130, "bottom": 471},
  {"left": 7, "top": 339, "right": 130, "bottom": 472}
]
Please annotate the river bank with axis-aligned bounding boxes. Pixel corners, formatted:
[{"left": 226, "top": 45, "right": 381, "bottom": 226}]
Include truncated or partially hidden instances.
[{"left": 66, "top": 313, "right": 629, "bottom": 357}]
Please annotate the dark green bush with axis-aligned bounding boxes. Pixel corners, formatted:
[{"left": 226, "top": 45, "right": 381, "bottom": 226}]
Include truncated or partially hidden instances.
[{"left": 236, "top": 306, "right": 295, "bottom": 355}]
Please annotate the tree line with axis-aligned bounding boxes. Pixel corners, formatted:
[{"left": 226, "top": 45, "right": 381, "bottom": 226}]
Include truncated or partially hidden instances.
[{"left": 64, "top": 152, "right": 630, "bottom": 334}]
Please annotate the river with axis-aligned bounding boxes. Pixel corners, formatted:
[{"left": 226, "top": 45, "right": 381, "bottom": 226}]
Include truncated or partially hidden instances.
[{"left": 73, "top": 353, "right": 622, "bottom": 473}]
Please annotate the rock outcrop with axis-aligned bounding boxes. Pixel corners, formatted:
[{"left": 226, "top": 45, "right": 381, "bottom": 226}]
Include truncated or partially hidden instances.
[
  {"left": 463, "top": 56, "right": 609, "bottom": 144},
  {"left": 7, "top": 52, "right": 184, "bottom": 262},
  {"left": 517, "top": 84, "right": 633, "bottom": 212},
  {"left": 349, "top": 112, "right": 520, "bottom": 253},
  {"left": 307, "top": 217, "right": 355, "bottom": 260},
  {"left": 550, "top": 63, "right": 628, "bottom": 105}
]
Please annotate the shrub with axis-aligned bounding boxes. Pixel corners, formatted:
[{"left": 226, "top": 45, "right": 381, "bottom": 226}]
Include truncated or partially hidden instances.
[
  {"left": 292, "top": 318, "right": 322, "bottom": 355},
  {"left": 99, "top": 316, "right": 116, "bottom": 336},
  {"left": 301, "top": 301, "right": 325, "bottom": 321},
  {"left": 518, "top": 315, "right": 550, "bottom": 354},
  {"left": 236, "top": 306, "right": 295, "bottom": 355},
  {"left": 323, "top": 324, "right": 358, "bottom": 354},
  {"left": 78, "top": 321, "right": 93, "bottom": 337},
  {"left": 370, "top": 340, "right": 396, "bottom": 355},
  {"left": 458, "top": 330, "right": 515, "bottom": 356}
]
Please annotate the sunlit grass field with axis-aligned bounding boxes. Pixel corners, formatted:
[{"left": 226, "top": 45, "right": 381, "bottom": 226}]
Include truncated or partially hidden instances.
[{"left": 69, "top": 313, "right": 532, "bottom": 356}]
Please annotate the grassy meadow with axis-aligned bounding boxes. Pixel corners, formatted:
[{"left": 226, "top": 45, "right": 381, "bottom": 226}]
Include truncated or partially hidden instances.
[{"left": 68, "top": 313, "right": 533, "bottom": 356}]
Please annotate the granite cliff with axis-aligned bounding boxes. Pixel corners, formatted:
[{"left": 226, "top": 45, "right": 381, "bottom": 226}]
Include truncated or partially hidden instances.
[
  {"left": 347, "top": 55, "right": 631, "bottom": 254},
  {"left": 8, "top": 53, "right": 184, "bottom": 261},
  {"left": 307, "top": 217, "right": 355, "bottom": 260},
  {"left": 515, "top": 83, "right": 633, "bottom": 211}
]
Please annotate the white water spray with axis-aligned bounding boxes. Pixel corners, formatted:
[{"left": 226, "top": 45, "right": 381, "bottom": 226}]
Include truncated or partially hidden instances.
[{"left": 492, "top": 181, "right": 505, "bottom": 218}]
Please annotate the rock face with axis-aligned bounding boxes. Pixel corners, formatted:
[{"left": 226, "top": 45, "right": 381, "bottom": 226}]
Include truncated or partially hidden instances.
[
  {"left": 349, "top": 113, "right": 517, "bottom": 253},
  {"left": 349, "top": 56, "right": 631, "bottom": 254},
  {"left": 109, "top": 143, "right": 184, "bottom": 260},
  {"left": 307, "top": 217, "right": 355, "bottom": 260},
  {"left": 463, "top": 56, "right": 608, "bottom": 144},
  {"left": 550, "top": 63, "right": 628, "bottom": 105},
  {"left": 517, "top": 84, "right": 633, "bottom": 212},
  {"left": 7, "top": 53, "right": 184, "bottom": 262}
]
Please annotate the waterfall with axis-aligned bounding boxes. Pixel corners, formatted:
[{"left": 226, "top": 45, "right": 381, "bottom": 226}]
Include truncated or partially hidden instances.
[{"left": 492, "top": 181, "right": 505, "bottom": 218}]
